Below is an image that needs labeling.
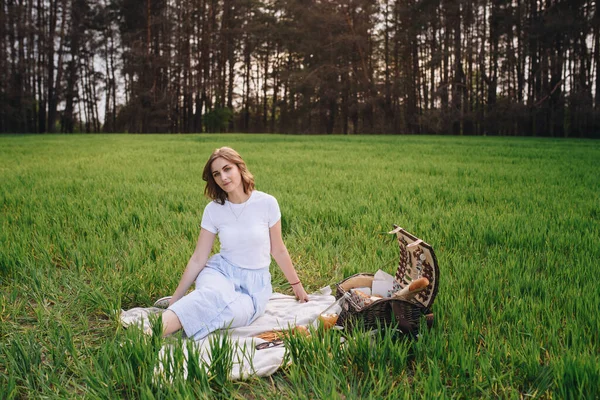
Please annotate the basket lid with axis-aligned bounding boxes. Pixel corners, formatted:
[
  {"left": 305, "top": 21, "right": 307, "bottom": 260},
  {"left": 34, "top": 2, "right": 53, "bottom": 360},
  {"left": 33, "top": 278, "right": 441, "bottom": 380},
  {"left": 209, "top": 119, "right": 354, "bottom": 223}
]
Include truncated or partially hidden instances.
[{"left": 389, "top": 225, "right": 439, "bottom": 311}]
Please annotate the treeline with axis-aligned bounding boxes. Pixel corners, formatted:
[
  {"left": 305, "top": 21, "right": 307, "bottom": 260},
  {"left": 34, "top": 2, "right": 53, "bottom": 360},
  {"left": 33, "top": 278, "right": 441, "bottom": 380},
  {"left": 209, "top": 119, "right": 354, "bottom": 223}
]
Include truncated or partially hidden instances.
[{"left": 1, "top": 0, "right": 599, "bottom": 137}]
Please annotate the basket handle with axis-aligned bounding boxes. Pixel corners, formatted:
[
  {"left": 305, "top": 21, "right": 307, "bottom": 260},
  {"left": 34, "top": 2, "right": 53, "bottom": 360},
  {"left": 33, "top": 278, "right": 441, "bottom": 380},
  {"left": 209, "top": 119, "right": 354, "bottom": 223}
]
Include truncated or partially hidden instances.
[
  {"left": 388, "top": 226, "right": 403, "bottom": 234},
  {"left": 407, "top": 239, "right": 423, "bottom": 248}
]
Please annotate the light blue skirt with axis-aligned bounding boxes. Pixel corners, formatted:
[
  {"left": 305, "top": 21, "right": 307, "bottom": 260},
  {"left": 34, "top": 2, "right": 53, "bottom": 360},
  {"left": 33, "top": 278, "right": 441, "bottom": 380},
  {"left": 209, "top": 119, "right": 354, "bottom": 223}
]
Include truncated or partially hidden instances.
[{"left": 168, "top": 253, "right": 272, "bottom": 340}]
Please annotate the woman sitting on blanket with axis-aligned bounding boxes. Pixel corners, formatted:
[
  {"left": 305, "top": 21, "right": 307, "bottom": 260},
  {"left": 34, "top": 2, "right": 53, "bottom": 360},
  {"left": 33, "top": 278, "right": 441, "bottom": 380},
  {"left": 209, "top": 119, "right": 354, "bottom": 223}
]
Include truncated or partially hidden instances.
[{"left": 162, "top": 147, "right": 309, "bottom": 339}]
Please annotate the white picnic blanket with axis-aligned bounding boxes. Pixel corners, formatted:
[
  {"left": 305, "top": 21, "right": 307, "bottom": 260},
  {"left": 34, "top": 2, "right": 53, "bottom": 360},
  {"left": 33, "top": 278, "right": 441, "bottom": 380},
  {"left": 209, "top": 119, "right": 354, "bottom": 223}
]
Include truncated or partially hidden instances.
[{"left": 119, "top": 287, "right": 336, "bottom": 380}]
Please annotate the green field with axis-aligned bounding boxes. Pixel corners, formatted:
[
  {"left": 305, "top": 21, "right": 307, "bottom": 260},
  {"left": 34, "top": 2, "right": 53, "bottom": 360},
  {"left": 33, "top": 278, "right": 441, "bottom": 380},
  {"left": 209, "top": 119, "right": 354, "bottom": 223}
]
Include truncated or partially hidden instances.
[{"left": 1, "top": 134, "right": 599, "bottom": 399}]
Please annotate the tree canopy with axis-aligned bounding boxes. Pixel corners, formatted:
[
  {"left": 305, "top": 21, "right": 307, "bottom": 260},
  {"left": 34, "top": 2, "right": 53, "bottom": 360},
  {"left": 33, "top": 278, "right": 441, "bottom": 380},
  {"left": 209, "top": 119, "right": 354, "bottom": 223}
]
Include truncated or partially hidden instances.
[{"left": 1, "top": 0, "right": 598, "bottom": 137}]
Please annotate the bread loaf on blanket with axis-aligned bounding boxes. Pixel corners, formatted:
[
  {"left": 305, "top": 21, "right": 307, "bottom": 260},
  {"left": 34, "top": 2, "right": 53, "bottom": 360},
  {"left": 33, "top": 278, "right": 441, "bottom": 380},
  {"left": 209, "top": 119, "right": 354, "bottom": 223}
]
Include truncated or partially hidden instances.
[{"left": 255, "top": 325, "right": 310, "bottom": 341}]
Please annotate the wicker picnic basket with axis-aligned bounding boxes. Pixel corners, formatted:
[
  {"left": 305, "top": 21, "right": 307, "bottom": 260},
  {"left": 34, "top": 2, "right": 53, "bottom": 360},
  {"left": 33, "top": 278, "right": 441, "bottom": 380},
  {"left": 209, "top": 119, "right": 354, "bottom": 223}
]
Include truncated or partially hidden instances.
[{"left": 335, "top": 225, "right": 440, "bottom": 336}]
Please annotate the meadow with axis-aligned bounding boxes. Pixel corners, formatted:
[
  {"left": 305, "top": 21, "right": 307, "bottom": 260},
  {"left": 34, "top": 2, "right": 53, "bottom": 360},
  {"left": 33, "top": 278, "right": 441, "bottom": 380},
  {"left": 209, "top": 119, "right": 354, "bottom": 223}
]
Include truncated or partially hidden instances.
[{"left": 0, "top": 134, "right": 599, "bottom": 399}]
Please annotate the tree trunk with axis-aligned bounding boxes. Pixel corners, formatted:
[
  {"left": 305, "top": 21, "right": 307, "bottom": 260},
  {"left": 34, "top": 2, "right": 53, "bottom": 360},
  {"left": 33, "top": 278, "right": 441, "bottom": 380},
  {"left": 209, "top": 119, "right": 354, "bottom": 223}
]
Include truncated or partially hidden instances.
[
  {"left": 109, "top": 26, "right": 117, "bottom": 132},
  {"left": 594, "top": 2, "right": 600, "bottom": 109},
  {"left": 63, "top": 0, "right": 83, "bottom": 133},
  {"left": 47, "top": 0, "right": 67, "bottom": 133},
  {"left": 0, "top": 0, "right": 6, "bottom": 131},
  {"left": 441, "top": 0, "right": 450, "bottom": 114},
  {"left": 45, "top": 0, "right": 58, "bottom": 132},
  {"left": 226, "top": 0, "right": 235, "bottom": 131},
  {"left": 452, "top": 0, "right": 463, "bottom": 135},
  {"left": 516, "top": 0, "right": 524, "bottom": 104}
]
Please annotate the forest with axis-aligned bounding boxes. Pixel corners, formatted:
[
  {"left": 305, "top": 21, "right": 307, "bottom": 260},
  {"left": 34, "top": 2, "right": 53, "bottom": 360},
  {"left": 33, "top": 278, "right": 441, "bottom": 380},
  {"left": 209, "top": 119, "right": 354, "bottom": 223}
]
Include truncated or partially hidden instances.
[{"left": 1, "top": 0, "right": 599, "bottom": 137}]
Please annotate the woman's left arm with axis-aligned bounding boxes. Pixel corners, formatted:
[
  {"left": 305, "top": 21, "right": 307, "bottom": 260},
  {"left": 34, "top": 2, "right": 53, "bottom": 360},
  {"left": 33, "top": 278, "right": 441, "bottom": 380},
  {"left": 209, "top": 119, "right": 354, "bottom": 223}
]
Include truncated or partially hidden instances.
[{"left": 269, "top": 220, "right": 309, "bottom": 302}]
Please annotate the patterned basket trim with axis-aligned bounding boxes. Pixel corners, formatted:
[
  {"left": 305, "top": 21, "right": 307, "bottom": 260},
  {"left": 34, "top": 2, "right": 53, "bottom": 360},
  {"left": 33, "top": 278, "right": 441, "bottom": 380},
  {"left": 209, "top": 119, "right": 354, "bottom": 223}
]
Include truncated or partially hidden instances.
[{"left": 389, "top": 225, "right": 439, "bottom": 311}]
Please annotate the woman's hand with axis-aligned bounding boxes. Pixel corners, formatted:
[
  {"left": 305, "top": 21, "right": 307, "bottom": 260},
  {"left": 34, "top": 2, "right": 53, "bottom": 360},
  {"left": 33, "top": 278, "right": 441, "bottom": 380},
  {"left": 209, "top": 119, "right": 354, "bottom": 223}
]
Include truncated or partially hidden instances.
[{"left": 292, "top": 282, "right": 309, "bottom": 302}]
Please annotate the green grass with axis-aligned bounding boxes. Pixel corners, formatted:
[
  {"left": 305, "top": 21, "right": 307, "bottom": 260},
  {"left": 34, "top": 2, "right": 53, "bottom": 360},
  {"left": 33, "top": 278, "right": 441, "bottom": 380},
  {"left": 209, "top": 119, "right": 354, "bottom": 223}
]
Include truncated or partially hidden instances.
[{"left": 1, "top": 134, "right": 599, "bottom": 399}]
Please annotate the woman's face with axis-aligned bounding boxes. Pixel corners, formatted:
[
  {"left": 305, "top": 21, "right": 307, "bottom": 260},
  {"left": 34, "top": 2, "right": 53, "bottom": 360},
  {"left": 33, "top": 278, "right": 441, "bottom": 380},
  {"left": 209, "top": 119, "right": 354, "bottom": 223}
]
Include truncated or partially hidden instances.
[{"left": 210, "top": 157, "right": 243, "bottom": 195}]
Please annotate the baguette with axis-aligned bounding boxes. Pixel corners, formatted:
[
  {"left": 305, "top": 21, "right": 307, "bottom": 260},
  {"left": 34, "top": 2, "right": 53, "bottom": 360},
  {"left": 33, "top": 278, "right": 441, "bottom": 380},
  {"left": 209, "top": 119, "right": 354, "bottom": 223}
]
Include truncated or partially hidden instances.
[
  {"left": 408, "top": 277, "right": 429, "bottom": 292},
  {"left": 391, "top": 277, "right": 429, "bottom": 300}
]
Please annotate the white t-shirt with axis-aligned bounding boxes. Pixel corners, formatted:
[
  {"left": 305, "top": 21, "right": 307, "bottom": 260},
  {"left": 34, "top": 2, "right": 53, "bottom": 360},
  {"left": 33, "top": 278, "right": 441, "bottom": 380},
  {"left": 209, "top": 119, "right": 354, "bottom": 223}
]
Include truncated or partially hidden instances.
[{"left": 200, "top": 190, "right": 281, "bottom": 270}]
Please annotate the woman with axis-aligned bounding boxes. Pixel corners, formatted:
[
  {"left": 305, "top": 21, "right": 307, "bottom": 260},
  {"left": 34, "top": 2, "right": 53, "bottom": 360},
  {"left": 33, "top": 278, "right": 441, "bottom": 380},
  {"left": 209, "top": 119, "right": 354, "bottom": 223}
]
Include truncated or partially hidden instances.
[{"left": 161, "top": 147, "right": 309, "bottom": 339}]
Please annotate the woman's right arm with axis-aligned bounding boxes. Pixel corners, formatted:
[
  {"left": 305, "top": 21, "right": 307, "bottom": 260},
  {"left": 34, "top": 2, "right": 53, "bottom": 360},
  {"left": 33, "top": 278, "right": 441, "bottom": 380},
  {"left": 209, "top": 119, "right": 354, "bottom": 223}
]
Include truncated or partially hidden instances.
[{"left": 169, "top": 228, "right": 216, "bottom": 305}]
